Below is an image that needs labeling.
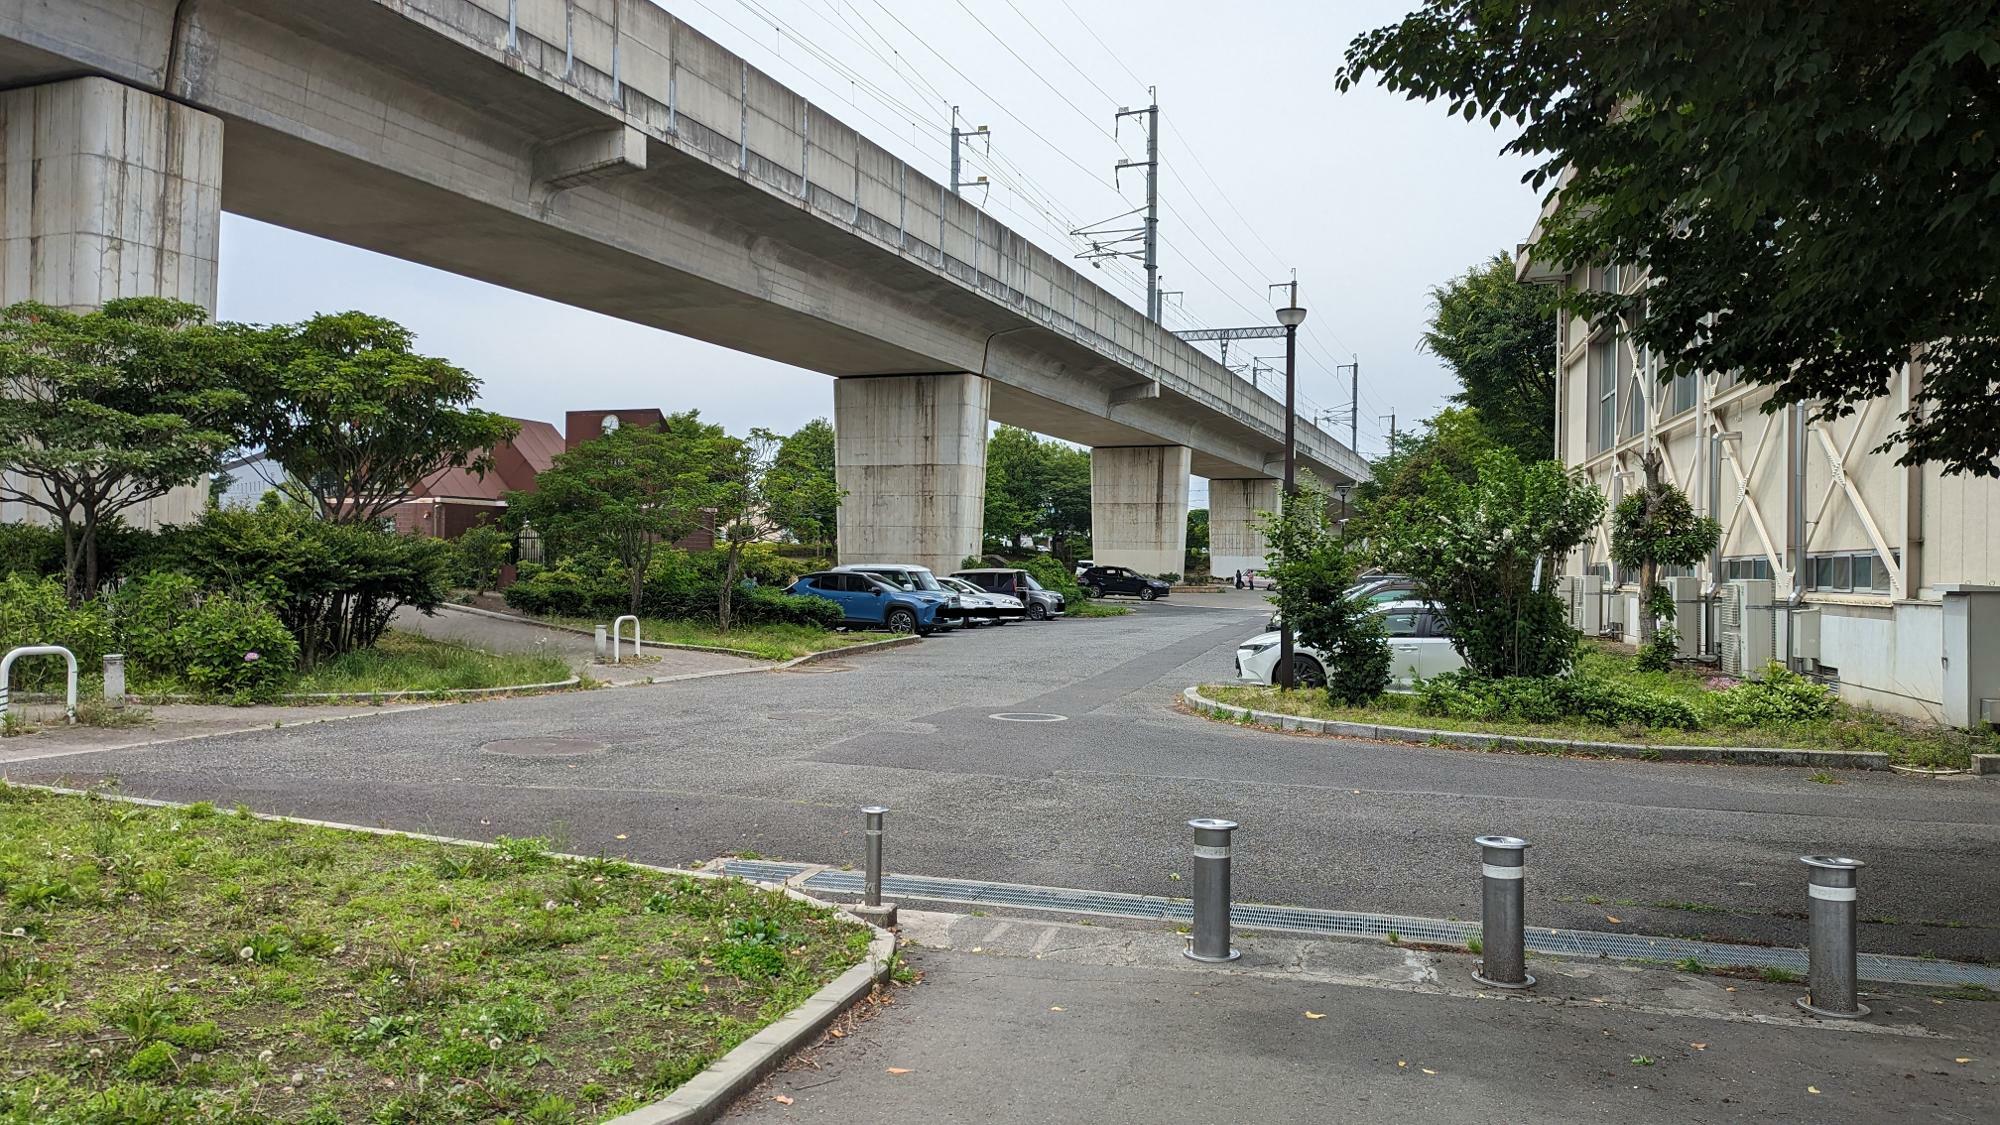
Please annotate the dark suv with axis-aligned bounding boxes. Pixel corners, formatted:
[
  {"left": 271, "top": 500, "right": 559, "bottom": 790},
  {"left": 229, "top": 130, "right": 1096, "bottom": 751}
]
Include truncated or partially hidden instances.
[
  {"left": 951, "top": 568, "right": 1066, "bottom": 620},
  {"left": 1080, "top": 565, "right": 1171, "bottom": 601}
]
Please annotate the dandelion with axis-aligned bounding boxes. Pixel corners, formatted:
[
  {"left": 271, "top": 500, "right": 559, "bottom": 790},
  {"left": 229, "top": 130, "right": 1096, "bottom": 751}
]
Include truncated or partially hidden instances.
[{"left": 488, "top": 1036, "right": 503, "bottom": 1051}]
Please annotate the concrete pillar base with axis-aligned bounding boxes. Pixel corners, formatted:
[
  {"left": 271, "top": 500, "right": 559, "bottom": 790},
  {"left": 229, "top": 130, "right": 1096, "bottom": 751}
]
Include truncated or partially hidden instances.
[
  {"left": 1091, "top": 445, "right": 1191, "bottom": 577},
  {"left": 835, "top": 373, "right": 989, "bottom": 576},
  {"left": 1209, "top": 478, "right": 1280, "bottom": 579},
  {"left": 848, "top": 902, "right": 899, "bottom": 929}
]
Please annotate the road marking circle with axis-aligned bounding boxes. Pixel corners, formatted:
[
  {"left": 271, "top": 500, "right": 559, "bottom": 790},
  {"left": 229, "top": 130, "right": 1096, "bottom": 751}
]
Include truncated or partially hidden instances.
[{"left": 988, "top": 712, "right": 1069, "bottom": 723}]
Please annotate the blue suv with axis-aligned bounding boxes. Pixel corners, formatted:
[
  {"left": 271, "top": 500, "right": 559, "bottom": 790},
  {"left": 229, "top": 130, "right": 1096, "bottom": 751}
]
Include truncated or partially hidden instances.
[{"left": 788, "top": 571, "right": 948, "bottom": 635}]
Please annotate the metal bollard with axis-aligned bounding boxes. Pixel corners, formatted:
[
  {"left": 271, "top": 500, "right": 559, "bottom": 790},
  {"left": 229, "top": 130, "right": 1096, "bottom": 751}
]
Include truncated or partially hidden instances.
[
  {"left": 1797, "top": 855, "right": 1868, "bottom": 1019},
  {"left": 1471, "top": 834, "right": 1535, "bottom": 989},
  {"left": 103, "top": 654, "right": 126, "bottom": 710},
  {"left": 1184, "top": 818, "right": 1240, "bottom": 963},
  {"left": 862, "top": 806, "right": 888, "bottom": 907},
  {"left": 594, "top": 625, "right": 608, "bottom": 662}
]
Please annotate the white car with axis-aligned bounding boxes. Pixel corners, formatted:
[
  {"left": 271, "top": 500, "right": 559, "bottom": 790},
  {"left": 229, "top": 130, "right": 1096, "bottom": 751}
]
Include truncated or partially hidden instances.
[
  {"left": 939, "top": 576, "right": 1025, "bottom": 625},
  {"left": 1235, "top": 600, "right": 1464, "bottom": 689}
]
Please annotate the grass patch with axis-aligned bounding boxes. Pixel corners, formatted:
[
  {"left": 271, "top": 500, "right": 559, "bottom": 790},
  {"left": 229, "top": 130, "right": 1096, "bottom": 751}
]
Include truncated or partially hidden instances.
[
  {"left": 289, "top": 631, "right": 573, "bottom": 695},
  {"left": 1068, "top": 601, "right": 1132, "bottom": 619},
  {"left": 552, "top": 617, "right": 896, "bottom": 661},
  {"left": 0, "top": 784, "right": 871, "bottom": 1123},
  {"left": 1198, "top": 646, "right": 1999, "bottom": 769}
]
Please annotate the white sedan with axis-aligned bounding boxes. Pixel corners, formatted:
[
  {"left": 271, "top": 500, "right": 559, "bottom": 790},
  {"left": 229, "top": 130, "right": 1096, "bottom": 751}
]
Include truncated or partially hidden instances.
[
  {"left": 1235, "top": 600, "right": 1464, "bottom": 689},
  {"left": 940, "top": 576, "right": 1025, "bottom": 625}
]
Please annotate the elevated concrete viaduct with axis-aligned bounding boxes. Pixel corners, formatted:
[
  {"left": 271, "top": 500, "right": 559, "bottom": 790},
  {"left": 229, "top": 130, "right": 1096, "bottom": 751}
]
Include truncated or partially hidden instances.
[{"left": 0, "top": 0, "right": 1366, "bottom": 573}]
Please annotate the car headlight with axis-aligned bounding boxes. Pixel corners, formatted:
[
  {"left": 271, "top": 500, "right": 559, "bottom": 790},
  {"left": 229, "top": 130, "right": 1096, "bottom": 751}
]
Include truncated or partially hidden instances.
[{"left": 1239, "top": 640, "right": 1278, "bottom": 655}]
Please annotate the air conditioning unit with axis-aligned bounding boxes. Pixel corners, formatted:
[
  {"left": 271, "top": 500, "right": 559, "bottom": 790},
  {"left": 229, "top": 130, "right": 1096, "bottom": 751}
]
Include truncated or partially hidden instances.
[
  {"left": 1718, "top": 578, "right": 1776, "bottom": 678},
  {"left": 1665, "top": 576, "right": 1703, "bottom": 657},
  {"left": 1564, "top": 574, "right": 1602, "bottom": 634}
]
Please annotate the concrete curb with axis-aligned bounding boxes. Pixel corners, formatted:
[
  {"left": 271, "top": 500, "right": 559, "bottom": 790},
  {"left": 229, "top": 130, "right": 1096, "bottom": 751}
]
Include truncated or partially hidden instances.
[
  {"left": 278, "top": 675, "right": 582, "bottom": 702},
  {"left": 1972, "top": 754, "right": 2000, "bottom": 776},
  {"left": 1182, "top": 685, "right": 1894, "bottom": 771},
  {"left": 438, "top": 602, "right": 921, "bottom": 670},
  {"left": 10, "top": 784, "right": 896, "bottom": 1125}
]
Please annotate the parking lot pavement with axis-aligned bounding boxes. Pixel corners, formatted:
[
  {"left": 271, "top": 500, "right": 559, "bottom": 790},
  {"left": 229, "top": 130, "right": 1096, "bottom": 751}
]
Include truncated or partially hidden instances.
[
  {"left": 6, "top": 602, "right": 1998, "bottom": 961},
  {"left": 726, "top": 911, "right": 2000, "bottom": 1124}
]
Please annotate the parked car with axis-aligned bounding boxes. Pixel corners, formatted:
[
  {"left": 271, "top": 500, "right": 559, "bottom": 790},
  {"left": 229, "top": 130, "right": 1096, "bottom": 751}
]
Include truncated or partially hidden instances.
[
  {"left": 788, "top": 571, "right": 949, "bottom": 635},
  {"left": 952, "top": 568, "right": 1067, "bottom": 620},
  {"left": 1079, "top": 565, "right": 1171, "bottom": 601},
  {"left": 1074, "top": 558, "right": 1095, "bottom": 576},
  {"left": 939, "top": 576, "right": 1024, "bottom": 625},
  {"left": 831, "top": 564, "right": 963, "bottom": 629},
  {"left": 1266, "top": 574, "right": 1423, "bottom": 631},
  {"left": 1237, "top": 599, "right": 1462, "bottom": 689}
]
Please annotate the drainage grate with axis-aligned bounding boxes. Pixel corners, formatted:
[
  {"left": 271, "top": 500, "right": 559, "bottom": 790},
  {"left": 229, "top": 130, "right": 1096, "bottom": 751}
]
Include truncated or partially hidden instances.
[{"left": 713, "top": 859, "right": 2000, "bottom": 990}]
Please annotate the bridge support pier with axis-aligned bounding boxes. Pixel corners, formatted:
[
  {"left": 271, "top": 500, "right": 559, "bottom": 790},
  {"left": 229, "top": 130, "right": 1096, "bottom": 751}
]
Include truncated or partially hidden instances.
[
  {"left": 834, "top": 373, "right": 989, "bottom": 576},
  {"left": 0, "top": 76, "right": 223, "bottom": 312},
  {"left": 1091, "top": 445, "right": 1190, "bottom": 579},
  {"left": 1209, "top": 478, "right": 1280, "bottom": 581}
]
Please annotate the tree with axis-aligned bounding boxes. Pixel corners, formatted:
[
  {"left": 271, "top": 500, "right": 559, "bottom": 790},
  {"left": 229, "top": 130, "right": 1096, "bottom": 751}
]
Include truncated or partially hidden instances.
[
  {"left": 1374, "top": 449, "right": 1607, "bottom": 678},
  {"left": 1611, "top": 448, "right": 1721, "bottom": 667},
  {"left": 1350, "top": 406, "right": 1496, "bottom": 539},
  {"left": 1186, "top": 508, "right": 1210, "bottom": 553},
  {"left": 712, "top": 428, "right": 777, "bottom": 633},
  {"left": 763, "top": 419, "right": 842, "bottom": 557},
  {"left": 510, "top": 414, "right": 729, "bottom": 613},
  {"left": 1423, "top": 253, "right": 1558, "bottom": 462},
  {"left": 983, "top": 426, "right": 1090, "bottom": 557},
  {"left": 0, "top": 298, "right": 266, "bottom": 599},
  {"left": 1262, "top": 480, "right": 1391, "bottom": 704},
  {"left": 1339, "top": 4, "right": 2000, "bottom": 476},
  {"left": 256, "top": 312, "right": 519, "bottom": 522}
]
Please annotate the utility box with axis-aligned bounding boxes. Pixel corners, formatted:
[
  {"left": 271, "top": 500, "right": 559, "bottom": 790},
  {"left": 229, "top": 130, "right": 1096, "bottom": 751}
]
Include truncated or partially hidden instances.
[
  {"left": 1719, "top": 578, "right": 1777, "bottom": 678},
  {"left": 1665, "top": 576, "right": 1703, "bottom": 657},
  {"left": 1563, "top": 574, "right": 1603, "bottom": 635}
]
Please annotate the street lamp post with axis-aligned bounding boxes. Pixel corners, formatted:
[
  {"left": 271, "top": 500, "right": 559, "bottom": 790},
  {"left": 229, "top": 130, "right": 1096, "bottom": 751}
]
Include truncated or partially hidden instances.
[{"left": 1274, "top": 298, "right": 1307, "bottom": 689}]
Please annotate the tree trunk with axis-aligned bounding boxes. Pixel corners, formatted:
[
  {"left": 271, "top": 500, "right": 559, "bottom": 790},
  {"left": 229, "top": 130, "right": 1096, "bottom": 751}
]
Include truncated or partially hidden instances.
[{"left": 1637, "top": 447, "right": 1665, "bottom": 643}]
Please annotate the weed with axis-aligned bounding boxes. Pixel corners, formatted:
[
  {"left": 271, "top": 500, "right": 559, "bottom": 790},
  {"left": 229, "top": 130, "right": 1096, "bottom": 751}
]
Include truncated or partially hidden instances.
[
  {"left": 1807, "top": 771, "right": 1840, "bottom": 785},
  {"left": 1759, "top": 966, "right": 1802, "bottom": 984},
  {"left": 124, "top": 1040, "right": 177, "bottom": 1079},
  {"left": 1629, "top": 1055, "right": 1655, "bottom": 1066},
  {"left": 1466, "top": 935, "right": 1483, "bottom": 955},
  {"left": 1583, "top": 894, "right": 1605, "bottom": 906},
  {"left": 1385, "top": 931, "right": 1401, "bottom": 945},
  {"left": 1647, "top": 900, "right": 1728, "bottom": 915},
  {"left": 1673, "top": 956, "right": 1708, "bottom": 974}
]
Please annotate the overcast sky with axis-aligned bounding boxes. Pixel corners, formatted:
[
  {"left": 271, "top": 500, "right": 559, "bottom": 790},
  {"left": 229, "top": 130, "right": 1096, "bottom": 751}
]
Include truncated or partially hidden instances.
[{"left": 216, "top": 0, "right": 1538, "bottom": 504}]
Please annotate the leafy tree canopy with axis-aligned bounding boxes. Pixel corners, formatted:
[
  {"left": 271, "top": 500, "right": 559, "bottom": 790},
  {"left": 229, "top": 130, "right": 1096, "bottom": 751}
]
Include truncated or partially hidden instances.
[
  {"left": 1373, "top": 448, "right": 1606, "bottom": 678},
  {"left": 0, "top": 298, "right": 267, "bottom": 598},
  {"left": 1423, "top": 253, "right": 1558, "bottom": 463},
  {"left": 1262, "top": 480, "right": 1390, "bottom": 704},
  {"left": 511, "top": 413, "right": 733, "bottom": 613},
  {"left": 763, "top": 419, "right": 841, "bottom": 555},
  {"left": 1352, "top": 406, "right": 1497, "bottom": 536},
  {"left": 984, "top": 426, "right": 1090, "bottom": 555},
  {"left": 1340, "top": 3, "right": 2000, "bottom": 475},
  {"left": 256, "top": 312, "right": 519, "bottom": 521}
]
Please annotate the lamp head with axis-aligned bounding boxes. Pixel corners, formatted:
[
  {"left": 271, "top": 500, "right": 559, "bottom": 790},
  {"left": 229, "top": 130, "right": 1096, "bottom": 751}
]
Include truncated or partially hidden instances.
[{"left": 1276, "top": 305, "right": 1307, "bottom": 328}]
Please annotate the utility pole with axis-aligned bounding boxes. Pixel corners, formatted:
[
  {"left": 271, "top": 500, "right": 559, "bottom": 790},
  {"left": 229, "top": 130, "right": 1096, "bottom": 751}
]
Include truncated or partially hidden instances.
[
  {"left": 1076, "top": 87, "right": 1161, "bottom": 321},
  {"left": 1272, "top": 275, "right": 1307, "bottom": 691},
  {"left": 949, "top": 106, "right": 989, "bottom": 197},
  {"left": 1380, "top": 413, "right": 1398, "bottom": 455},
  {"left": 1335, "top": 359, "right": 1359, "bottom": 452}
]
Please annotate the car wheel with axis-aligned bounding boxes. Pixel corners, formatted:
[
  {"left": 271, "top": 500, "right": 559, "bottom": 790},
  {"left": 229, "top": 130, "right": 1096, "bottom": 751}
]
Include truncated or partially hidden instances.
[
  {"left": 1290, "top": 654, "right": 1326, "bottom": 689},
  {"left": 886, "top": 608, "right": 917, "bottom": 634},
  {"left": 1027, "top": 602, "right": 1048, "bottom": 621},
  {"left": 1139, "top": 587, "right": 1157, "bottom": 601},
  {"left": 1088, "top": 583, "right": 1105, "bottom": 598}
]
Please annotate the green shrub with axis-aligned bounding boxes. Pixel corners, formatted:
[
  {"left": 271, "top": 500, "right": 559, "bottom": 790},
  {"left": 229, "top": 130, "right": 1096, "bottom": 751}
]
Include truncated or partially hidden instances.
[
  {"left": 110, "top": 572, "right": 200, "bottom": 677},
  {"left": 447, "top": 525, "right": 511, "bottom": 594},
  {"left": 1415, "top": 670, "right": 1700, "bottom": 730},
  {"left": 0, "top": 575, "right": 110, "bottom": 689},
  {"left": 503, "top": 556, "right": 624, "bottom": 617},
  {"left": 735, "top": 585, "right": 842, "bottom": 629},
  {"left": 123, "top": 1040, "right": 176, "bottom": 1080},
  {"left": 1022, "top": 555, "right": 1083, "bottom": 601},
  {"left": 1702, "top": 663, "right": 1835, "bottom": 726},
  {"left": 0, "top": 520, "right": 165, "bottom": 586},
  {"left": 175, "top": 596, "right": 297, "bottom": 701},
  {"left": 161, "top": 504, "right": 451, "bottom": 667}
]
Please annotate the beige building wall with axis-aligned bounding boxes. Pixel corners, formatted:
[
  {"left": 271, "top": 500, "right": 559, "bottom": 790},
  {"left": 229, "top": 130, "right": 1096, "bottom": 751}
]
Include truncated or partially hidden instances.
[{"left": 1533, "top": 253, "right": 2000, "bottom": 725}]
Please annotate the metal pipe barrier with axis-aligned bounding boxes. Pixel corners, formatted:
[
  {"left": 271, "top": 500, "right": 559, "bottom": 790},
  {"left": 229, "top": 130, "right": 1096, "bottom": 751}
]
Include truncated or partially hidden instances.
[
  {"left": 1184, "top": 817, "right": 1240, "bottom": 963},
  {"left": 611, "top": 615, "right": 641, "bottom": 662},
  {"left": 1471, "top": 834, "right": 1534, "bottom": 989},
  {"left": 0, "top": 645, "right": 77, "bottom": 726},
  {"left": 862, "top": 805, "right": 888, "bottom": 907},
  {"left": 1798, "top": 855, "right": 1867, "bottom": 1018}
]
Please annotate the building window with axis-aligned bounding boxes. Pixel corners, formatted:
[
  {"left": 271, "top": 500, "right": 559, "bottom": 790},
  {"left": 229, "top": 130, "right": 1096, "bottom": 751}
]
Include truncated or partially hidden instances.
[
  {"left": 1668, "top": 369, "right": 1696, "bottom": 416},
  {"left": 1807, "top": 550, "right": 1898, "bottom": 594},
  {"left": 1589, "top": 335, "right": 1617, "bottom": 454},
  {"left": 1721, "top": 557, "right": 1774, "bottom": 581},
  {"left": 1621, "top": 339, "right": 1646, "bottom": 439}
]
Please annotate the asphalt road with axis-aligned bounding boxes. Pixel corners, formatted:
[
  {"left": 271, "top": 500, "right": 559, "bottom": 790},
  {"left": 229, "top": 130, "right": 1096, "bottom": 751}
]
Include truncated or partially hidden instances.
[{"left": 9, "top": 594, "right": 1998, "bottom": 961}]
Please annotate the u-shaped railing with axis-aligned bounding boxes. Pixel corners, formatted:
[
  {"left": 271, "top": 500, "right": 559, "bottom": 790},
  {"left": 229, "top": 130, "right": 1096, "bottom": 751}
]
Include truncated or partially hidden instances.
[{"left": 1, "top": 645, "right": 77, "bottom": 726}]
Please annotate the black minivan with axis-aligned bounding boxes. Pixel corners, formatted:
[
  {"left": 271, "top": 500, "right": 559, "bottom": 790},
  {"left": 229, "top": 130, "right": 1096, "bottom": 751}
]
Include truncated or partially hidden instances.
[
  {"left": 1079, "top": 565, "right": 1171, "bottom": 601},
  {"left": 951, "top": 568, "right": 1066, "bottom": 620}
]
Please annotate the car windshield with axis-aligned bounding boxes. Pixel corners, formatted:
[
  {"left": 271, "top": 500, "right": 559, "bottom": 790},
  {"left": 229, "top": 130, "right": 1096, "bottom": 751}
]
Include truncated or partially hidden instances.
[
  {"left": 1021, "top": 575, "right": 1044, "bottom": 591},
  {"left": 865, "top": 570, "right": 919, "bottom": 591},
  {"left": 942, "top": 578, "right": 978, "bottom": 594},
  {"left": 905, "top": 568, "right": 945, "bottom": 591}
]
